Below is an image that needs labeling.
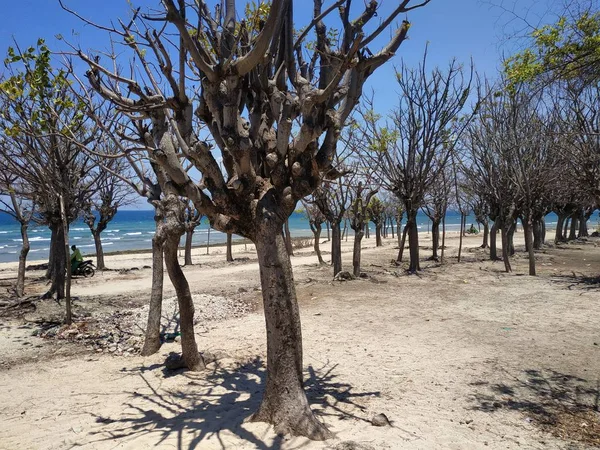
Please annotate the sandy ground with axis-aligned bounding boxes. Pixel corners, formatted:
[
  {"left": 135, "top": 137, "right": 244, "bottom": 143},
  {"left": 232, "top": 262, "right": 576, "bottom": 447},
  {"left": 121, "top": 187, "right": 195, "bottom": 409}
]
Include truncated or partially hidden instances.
[{"left": 0, "top": 230, "right": 599, "bottom": 450}]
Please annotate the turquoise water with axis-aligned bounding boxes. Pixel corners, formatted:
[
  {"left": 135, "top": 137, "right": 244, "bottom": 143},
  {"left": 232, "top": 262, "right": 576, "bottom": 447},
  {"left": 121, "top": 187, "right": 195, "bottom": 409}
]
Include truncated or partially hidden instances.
[{"left": 0, "top": 210, "right": 561, "bottom": 263}]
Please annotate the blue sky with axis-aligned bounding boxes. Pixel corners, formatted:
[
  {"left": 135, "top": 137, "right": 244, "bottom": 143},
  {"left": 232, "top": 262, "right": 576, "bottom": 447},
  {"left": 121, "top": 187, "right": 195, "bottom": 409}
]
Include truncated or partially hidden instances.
[{"left": 0, "top": 0, "right": 557, "bottom": 209}]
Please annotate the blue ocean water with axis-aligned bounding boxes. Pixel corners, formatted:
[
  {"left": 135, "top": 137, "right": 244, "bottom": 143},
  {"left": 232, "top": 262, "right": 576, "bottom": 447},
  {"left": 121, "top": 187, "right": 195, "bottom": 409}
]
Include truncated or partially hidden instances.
[{"left": 0, "top": 209, "right": 560, "bottom": 263}]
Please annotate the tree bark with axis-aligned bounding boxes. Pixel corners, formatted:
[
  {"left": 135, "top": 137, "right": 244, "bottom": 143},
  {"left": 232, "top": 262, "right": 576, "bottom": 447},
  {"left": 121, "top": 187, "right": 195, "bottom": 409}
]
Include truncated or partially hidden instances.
[
  {"left": 481, "top": 221, "right": 489, "bottom": 249},
  {"left": 490, "top": 222, "right": 499, "bottom": 260},
  {"left": 375, "top": 224, "right": 382, "bottom": 247},
  {"left": 164, "top": 231, "right": 205, "bottom": 371},
  {"left": 390, "top": 217, "right": 395, "bottom": 239},
  {"left": 430, "top": 220, "right": 440, "bottom": 261},
  {"left": 141, "top": 212, "right": 165, "bottom": 356},
  {"left": 397, "top": 223, "right": 409, "bottom": 262},
  {"left": 226, "top": 232, "right": 234, "bottom": 262},
  {"left": 352, "top": 230, "right": 364, "bottom": 277},
  {"left": 250, "top": 231, "right": 331, "bottom": 439},
  {"left": 16, "top": 222, "right": 30, "bottom": 298},
  {"left": 60, "top": 196, "right": 72, "bottom": 325},
  {"left": 43, "top": 222, "right": 66, "bottom": 300},
  {"left": 407, "top": 212, "right": 420, "bottom": 272},
  {"left": 523, "top": 219, "right": 536, "bottom": 276},
  {"left": 568, "top": 215, "right": 578, "bottom": 240},
  {"left": 532, "top": 219, "right": 544, "bottom": 250},
  {"left": 555, "top": 214, "right": 566, "bottom": 244},
  {"left": 578, "top": 211, "right": 588, "bottom": 237},
  {"left": 184, "top": 228, "right": 194, "bottom": 266},
  {"left": 310, "top": 223, "right": 324, "bottom": 264},
  {"left": 92, "top": 230, "right": 106, "bottom": 270},
  {"left": 331, "top": 221, "right": 342, "bottom": 276}
]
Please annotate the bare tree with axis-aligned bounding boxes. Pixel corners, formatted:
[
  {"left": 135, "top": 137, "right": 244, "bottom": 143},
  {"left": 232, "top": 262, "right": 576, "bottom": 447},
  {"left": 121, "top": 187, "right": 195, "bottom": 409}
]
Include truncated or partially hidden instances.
[
  {"left": 83, "top": 158, "right": 134, "bottom": 270},
  {"left": 360, "top": 52, "right": 474, "bottom": 272},
  {"left": 301, "top": 199, "right": 326, "bottom": 265},
  {"left": 64, "top": 0, "right": 431, "bottom": 437},
  {"left": 0, "top": 168, "right": 36, "bottom": 297}
]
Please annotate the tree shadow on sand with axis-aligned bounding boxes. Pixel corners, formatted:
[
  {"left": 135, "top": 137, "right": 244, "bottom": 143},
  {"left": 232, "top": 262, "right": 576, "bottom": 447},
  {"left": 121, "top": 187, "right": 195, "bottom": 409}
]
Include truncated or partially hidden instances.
[
  {"left": 84, "top": 358, "right": 379, "bottom": 450},
  {"left": 551, "top": 274, "right": 600, "bottom": 292},
  {"left": 469, "top": 368, "right": 600, "bottom": 446}
]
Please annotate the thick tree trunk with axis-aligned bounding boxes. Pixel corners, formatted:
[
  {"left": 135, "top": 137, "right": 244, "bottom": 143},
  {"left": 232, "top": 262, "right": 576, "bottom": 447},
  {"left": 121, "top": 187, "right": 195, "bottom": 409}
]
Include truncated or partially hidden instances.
[
  {"left": 481, "top": 221, "right": 489, "bottom": 249},
  {"left": 364, "top": 222, "right": 370, "bottom": 239},
  {"left": 501, "top": 226, "right": 512, "bottom": 273},
  {"left": 490, "top": 222, "right": 499, "bottom": 260},
  {"left": 568, "top": 215, "right": 578, "bottom": 240},
  {"left": 457, "top": 213, "right": 465, "bottom": 263},
  {"left": 250, "top": 232, "right": 331, "bottom": 439},
  {"left": 16, "top": 222, "right": 30, "bottom": 298},
  {"left": 532, "top": 219, "right": 544, "bottom": 250},
  {"left": 555, "top": 214, "right": 566, "bottom": 244},
  {"left": 164, "top": 231, "right": 205, "bottom": 371},
  {"left": 226, "top": 233, "right": 234, "bottom": 262},
  {"left": 326, "top": 222, "right": 330, "bottom": 241},
  {"left": 390, "top": 218, "right": 395, "bottom": 239},
  {"left": 184, "top": 229, "right": 194, "bottom": 266},
  {"left": 43, "top": 223, "right": 66, "bottom": 300},
  {"left": 331, "top": 221, "right": 342, "bottom": 276},
  {"left": 311, "top": 224, "right": 324, "bottom": 264},
  {"left": 397, "top": 224, "right": 409, "bottom": 262},
  {"left": 523, "top": 220, "right": 536, "bottom": 276},
  {"left": 141, "top": 214, "right": 165, "bottom": 356},
  {"left": 407, "top": 212, "right": 420, "bottom": 272},
  {"left": 46, "top": 225, "right": 57, "bottom": 280},
  {"left": 92, "top": 231, "right": 106, "bottom": 270},
  {"left": 430, "top": 220, "right": 440, "bottom": 261},
  {"left": 352, "top": 230, "right": 364, "bottom": 277},
  {"left": 563, "top": 217, "right": 570, "bottom": 240},
  {"left": 375, "top": 224, "right": 382, "bottom": 247},
  {"left": 578, "top": 211, "right": 588, "bottom": 237}
]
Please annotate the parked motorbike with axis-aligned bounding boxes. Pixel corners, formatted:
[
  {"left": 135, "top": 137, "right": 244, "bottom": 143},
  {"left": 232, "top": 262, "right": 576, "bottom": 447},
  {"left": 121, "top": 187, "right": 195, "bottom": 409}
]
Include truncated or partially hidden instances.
[{"left": 72, "top": 260, "right": 96, "bottom": 278}]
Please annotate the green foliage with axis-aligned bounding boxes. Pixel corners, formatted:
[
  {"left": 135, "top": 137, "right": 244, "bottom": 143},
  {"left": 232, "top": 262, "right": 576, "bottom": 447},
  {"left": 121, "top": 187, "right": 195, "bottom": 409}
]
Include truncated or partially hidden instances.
[
  {"left": 504, "top": 10, "right": 600, "bottom": 86},
  {"left": 1, "top": 40, "right": 84, "bottom": 136}
]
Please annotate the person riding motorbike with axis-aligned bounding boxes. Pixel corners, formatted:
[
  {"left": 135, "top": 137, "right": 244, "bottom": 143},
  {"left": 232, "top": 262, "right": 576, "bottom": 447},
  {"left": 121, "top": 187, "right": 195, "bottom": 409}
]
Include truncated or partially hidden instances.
[{"left": 71, "top": 245, "right": 83, "bottom": 274}]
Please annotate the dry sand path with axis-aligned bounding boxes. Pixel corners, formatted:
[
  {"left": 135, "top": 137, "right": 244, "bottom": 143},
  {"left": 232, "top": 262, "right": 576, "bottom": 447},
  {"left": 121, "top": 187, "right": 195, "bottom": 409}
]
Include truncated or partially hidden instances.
[{"left": 1, "top": 233, "right": 599, "bottom": 449}]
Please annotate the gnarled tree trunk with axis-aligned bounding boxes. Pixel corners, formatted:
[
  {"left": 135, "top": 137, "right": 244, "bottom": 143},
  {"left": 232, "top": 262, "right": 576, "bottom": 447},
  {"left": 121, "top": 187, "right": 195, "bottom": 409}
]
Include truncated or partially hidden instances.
[
  {"left": 162, "top": 199, "right": 204, "bottom": 371},
  {"left": 250, "top": 231, "right": 331, "bottom": 439},
  {"left": 555, "top": 214, "right": 566, "bottom": 244},
  {"left": 284, "top": 220, "right": 294, "bottom": 256},
  {"left": 568, "top": 214, "right": 578, "bottom": 240},
  {"left": 43, "top": 222, "right": 66, "bottom": 300},
  {"left": 501, "top": 225, "right": 512, "bottom": 273}
]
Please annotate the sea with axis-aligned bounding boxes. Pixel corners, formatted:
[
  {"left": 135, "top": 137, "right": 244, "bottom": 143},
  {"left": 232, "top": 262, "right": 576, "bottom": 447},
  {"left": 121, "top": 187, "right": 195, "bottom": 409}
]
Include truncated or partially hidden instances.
[{"left": 0, "top": 209, "right": 564, "bottom": 263}]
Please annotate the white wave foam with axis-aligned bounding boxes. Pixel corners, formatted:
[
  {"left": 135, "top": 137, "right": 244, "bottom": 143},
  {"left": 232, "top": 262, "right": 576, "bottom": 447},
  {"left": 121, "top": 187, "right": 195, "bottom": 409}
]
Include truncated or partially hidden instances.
[{"left": 125, "top": 232, "right": 142, "bottom": 236}]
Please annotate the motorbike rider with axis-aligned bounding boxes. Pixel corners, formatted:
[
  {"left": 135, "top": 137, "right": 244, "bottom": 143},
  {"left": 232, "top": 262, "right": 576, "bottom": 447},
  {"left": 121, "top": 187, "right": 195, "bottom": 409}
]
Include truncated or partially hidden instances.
[{"left": 70, "top": 245, "right": 83, "bottom": 274}]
